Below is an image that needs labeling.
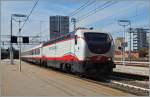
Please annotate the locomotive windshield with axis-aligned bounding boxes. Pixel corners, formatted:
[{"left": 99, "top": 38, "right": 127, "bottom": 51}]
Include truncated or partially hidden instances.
[
  {"left": 84, "top": 33, "right": 110, "bottom": 42},
  {"left": 84, "top": 32, "right": 111, "bottom": 54}
]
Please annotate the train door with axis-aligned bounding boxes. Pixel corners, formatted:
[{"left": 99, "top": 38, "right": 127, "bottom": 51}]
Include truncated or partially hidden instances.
[
  {"left": 73, "top": 34, "right": 83, "bottom": 72},
  {"left": 74, "top": 35, "right": 80, "bottom": 53}
]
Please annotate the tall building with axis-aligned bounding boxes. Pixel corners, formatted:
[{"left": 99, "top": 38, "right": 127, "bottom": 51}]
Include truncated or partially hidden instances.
[
  {"left": 146, "top": 34, "right": 149, "bottom": 48},
  {"left": 127, "top": 28, "right": 149, "bottom": 51},
  {"left": 49, "top": 16, "right": 69, "bottom": 40}
]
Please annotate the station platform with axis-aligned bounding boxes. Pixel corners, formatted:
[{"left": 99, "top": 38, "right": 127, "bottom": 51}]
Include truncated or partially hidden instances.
[
  {"left": 0, "top": 60, "right": 130, "bottom": 96},
  {"left": 114, "top": 64, "right": 149, "bottom": 76}
]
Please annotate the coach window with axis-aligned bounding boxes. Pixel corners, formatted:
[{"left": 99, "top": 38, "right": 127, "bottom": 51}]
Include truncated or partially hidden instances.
[
  {"left": 36, "top": 49, "right": 38, "bottom": 55},
  {"left": 33, "top": 51, "right": 34, "bottom": 55},
  {"left": 35, "top": 49, "right": 37, "bottom": 55},
  {"left": 75, "top": 35, "right": 77, "bottom": 45},
  {"left": 37, "top": 49, "right": 40, "bottom": 55},
  {"left": 34, "top": 50, "right": 35, "bottom": 55}
]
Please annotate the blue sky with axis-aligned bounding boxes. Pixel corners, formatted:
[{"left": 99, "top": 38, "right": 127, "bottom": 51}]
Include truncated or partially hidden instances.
[{"left": 1, "top": 0, "right": 149, "bottom": 46}]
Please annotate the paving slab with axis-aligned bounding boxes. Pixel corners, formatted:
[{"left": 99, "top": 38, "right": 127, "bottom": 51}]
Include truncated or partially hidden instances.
[
  {"left": 0, "top": 60, "right": 131, "bottom": 96},
  {"left": 114, "top": 65, "right": 149, "bottom": 76}
]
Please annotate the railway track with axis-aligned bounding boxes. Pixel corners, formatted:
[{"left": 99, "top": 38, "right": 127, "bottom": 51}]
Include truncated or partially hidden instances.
[
  {"left": 26, "top": 62, "right": 149, "bottom": 96},
  {"left": 108, "top": 73, "right": 149, "bottom": 96},
  {"left": 115, "top": 61, "right": 149, "bottom": 67},
  {"left": 112, "top": 71, "right": 149, "bottom": 80},
  {"left": 47, "top": 67, "right": 149, "bottom": 96}
]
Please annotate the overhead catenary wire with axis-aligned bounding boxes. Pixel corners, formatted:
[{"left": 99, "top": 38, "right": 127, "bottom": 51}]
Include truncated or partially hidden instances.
[
  {"left": 77, "top": 1, "right": 118, "bottom": 23},
  {"left": 69, "top": 0, "right": 112, "bottom": 29},
  {"left": 18, "top": 0, "right": 40, "bottom": 44},
  {"left": 69, "top": 0, "right": 96, "bottom": 30},
  {"left": 77, "top": 1, "right": 113, "bottom": 20},
  {"left": 69, "top": 0, "right": 90, "bottom": 15},
  {"left": 99, "top": 5, "right": 149, "bottom": 29},
  {"left": 30, "top": 1, "right": 117, "bottom": 43},
  {"left": 20, "top": 0, "right": 40, "bottom": 32},
  {"left": 69, "top": 0, "right": 96, "bottom": 17}
]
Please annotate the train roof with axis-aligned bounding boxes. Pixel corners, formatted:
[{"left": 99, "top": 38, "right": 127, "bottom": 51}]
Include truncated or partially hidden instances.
[
  {"left": 30, "top": 43, "right": 43, "bottom": 49},
  {"left": 43, "top": 32, "right": 74, "bottom": 46},
  {"left": 76, "top": 29, "right": 107, "bottom": 33},
  {"left": 43, "top": 29, "right": 111, "bottom": 46},
  {"left": 22, "top": 43, "right": 43, "bottom": 52}
]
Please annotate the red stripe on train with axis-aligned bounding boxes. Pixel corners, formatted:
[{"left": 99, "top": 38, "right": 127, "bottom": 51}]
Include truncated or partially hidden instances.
[
  {"left": 41, "top": 54, "right": 80, "bottom": 62},
  {"left": 22, "top": 54, "right": 81, "bottom": 62},
  {"left": 22, "top": 55, "right": 110, "bottom": 63}
]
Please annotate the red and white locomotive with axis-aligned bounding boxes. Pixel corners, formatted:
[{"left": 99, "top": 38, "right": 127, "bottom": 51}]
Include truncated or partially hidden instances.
[{"left": 21, "top": 29, "right": 116, "bottom": 75}]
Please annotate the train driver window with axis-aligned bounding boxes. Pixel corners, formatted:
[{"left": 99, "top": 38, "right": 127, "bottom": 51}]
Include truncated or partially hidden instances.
[
  {"left": 37, "top": 49, "right": 40, "bottom": 55},
  {"left": 75, "top": 35, "right": 77, "bottom": 45}
]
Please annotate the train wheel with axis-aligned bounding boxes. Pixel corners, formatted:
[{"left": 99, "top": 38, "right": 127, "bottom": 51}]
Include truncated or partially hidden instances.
[
  {"left": 65, "top": 63, "right": 71, "bottom": 72},
  {"left": 60, "top": 63, "right": 64, "bottom": 70},
  {"left": 39, "top": 60, "right": 42, "bottom": 67},
  {"left": 108, "top": 68, "right": 113, "bottom": 75},
  {"left": 45, "top": 61, "right": 48, "bottom": 68},
  {"left": 43, "top": 61, "right": 47, "bottom": 68},
  {"left": 42, "top": 61, "right": 44, "bottom": 67}
]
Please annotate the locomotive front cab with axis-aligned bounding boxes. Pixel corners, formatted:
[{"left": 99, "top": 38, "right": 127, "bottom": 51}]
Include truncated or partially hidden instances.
[
  {"left": 82, "top": 32, "right": 115, "bottom": 75},
  {"left": 84, "top": 32, "right": 112, "bottom": 54}
]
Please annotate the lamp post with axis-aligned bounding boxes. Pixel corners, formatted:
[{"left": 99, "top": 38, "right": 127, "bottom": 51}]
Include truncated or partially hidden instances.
[
  {"left": 39, "top": 21, "right": 47, "bottom": 43},
  {"left": 71, "top": 18, "right": 76, "bottom": 31},
  {"left": 40, "top": 21, "right": 42, "bottom": 43},
  {"left": 128, "top": 22, "right": 132, "bottom": 62},
  {"left": 10, "top": 14, "right": 27, "bottom": 71},
  {"left": 10, "top": 14, "right": 14, "bottom": 65},
  {"left": 118, "top": 20, "right": 130, "bottom": 65},
  {"left": 0, "top": 21, "right": 1, "bottom": 64}
]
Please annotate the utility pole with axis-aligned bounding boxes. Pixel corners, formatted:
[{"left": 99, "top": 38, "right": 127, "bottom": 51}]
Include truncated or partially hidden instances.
[
  {"left": 10, "top": 14, "right": 27, "bottom": 71},
  {"left": 129, "top": 23, "right": 132, "bottom": 62},
  {"left": 19, "top": 19, "right": 22, "bottom": 71},
  {"left": 39, "top": 20, "right": 47, "bottom": 42},
  {"left": 40, "top": 21, "right": 41, "bottom": 42},
  {"left": 39, "top": 20, "right": 48, "bottom": 43},
  {"left": 59, "top": 16, "right": 61, "bottom": 37},
  {"left": 40, "top": 21, "right": 42, "bottom": 43},
  {"left": 118, "top": 20, "right": 130, "bottom": 65},
  {"left": 123, "top": 25, "right": 126, "bottom": 65},
  {"left": 149, "top": 29, "right": 150, "bottom": 66},
  {"left": 58, "top": 16, "right": 60, "bottom": 37},
  {"left": 0, "top": 21, "right": 1, "bottom": 64},
  {"left": 71, "top": 18, "right": 76, "bottom": 31},
  {"left": 10, "top": 15, "right": 14, "bottom": 65}
]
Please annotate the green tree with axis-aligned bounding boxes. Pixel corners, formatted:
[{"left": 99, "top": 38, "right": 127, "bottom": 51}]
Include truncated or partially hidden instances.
[{"left": 138, "top": 48, "right": 148, "bottom": 57}]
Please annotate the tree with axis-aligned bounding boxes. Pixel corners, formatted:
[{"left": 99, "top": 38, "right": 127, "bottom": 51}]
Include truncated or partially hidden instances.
[{"left": 138, "top": 48, "right": 148, "bottom": 57}]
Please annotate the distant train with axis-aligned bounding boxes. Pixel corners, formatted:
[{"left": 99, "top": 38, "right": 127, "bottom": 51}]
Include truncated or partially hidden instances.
[{"left": 21, "top": 29, "right": 116, "bottom": 76}]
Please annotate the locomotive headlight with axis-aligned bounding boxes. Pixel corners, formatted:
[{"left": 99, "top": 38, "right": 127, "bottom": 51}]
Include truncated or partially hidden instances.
[
  {"left": 108, "top": 57, "right": 112, "bottom": 61},
  {"left": 86, "top": 57, "right": 90, "bottom": 61}
]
